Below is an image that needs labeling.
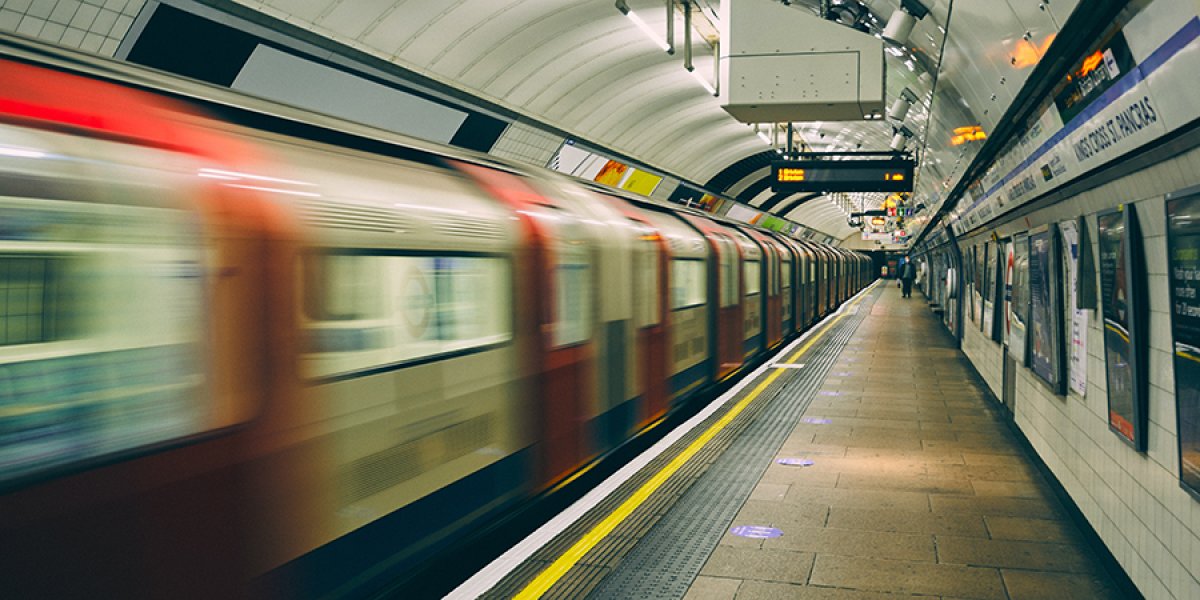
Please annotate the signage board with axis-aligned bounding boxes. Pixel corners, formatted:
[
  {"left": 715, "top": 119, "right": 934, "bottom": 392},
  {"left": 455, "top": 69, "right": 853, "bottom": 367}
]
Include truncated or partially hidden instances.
[
  {"left": 1165, "top": 189, "right": 1200, "bottom": 496},
  {"left": 1008, "top": 234, "right": 1030, "bottom": 364},
  {"left": 1060, "top": 220, "right": 1089, "bottom": 396},
  {"left": 771, "top": 159, "right": 914, "bottom": 193},
  {"left": 1028, "top": 226, "right": 1065, "bottom": 394},
  {"left": 1098, "top": 205, "right": 1148, "bottom": 450}
]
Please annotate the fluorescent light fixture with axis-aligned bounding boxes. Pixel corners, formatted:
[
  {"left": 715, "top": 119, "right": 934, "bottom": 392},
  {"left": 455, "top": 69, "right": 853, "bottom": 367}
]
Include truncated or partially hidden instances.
[
  {"left": 757, "top": 131, "right": 772, "bottom": 145},
  {"left": 0, "top": 145, "right": 47, "bottom": 159},
  {"left": 689, "top": 68, "right": 716, "bottom": 95},
  {"left": 620, "top": 4, "right": 671, "bottom": 52}
]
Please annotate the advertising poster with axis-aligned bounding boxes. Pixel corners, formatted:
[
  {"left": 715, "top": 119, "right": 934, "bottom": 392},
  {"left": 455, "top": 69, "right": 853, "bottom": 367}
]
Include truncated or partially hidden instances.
[
  {"left": 620, "top": 169, "right": 663, "bottom": 196},
  {"left": 1008, "top": 234, "right": 1030, "bottom": 364},
  {"left": 1166, "top": 191, "right": 1200, "bottom": 495},
  {"left": 1028, "top": 227, "right": 1064, "bottom": 393},
  {"left": 1060, "top": 220, "right": 1089, "bottom": 396},
  {"left": 1098, "top": 206, "right": 1147, "bottom": 450},
  {"left": 593, "top": 160, "right": 629, "bottom": 186},
  {"left": 973, "top": 245, "right": 984, "bottom": 325},
  {"left": 1003, "top": 241, "right": 1014, "bottom": 347},
  {"left": 983, "top": 242, "right": 996, "bottom": 339}
]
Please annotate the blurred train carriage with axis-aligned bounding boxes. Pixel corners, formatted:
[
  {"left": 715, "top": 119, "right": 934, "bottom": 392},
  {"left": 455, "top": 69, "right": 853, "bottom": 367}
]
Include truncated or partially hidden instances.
[{"left": 0, "top": 35, "right": 872, "bottom": 598}]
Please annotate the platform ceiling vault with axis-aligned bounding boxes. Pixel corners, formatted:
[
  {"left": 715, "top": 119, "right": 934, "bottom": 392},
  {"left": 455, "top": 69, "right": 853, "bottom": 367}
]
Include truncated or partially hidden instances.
[{"left": 235, "top": 0, "right": 1078, "bottom": 243}]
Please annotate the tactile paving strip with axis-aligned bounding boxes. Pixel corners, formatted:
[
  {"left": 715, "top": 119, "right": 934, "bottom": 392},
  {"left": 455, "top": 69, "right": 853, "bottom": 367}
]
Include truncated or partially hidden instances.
[
  {"left": 481, "top": 289, "right": 880, "bottom": 599},
  {"left": 588, "top": 290, "right": 879, "bottom": 599}
]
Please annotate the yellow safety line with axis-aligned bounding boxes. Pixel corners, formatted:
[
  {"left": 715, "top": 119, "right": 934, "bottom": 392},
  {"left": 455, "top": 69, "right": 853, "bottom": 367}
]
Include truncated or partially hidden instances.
[{"left": 513, "top": 284, "right": 874, "bottom": 599}]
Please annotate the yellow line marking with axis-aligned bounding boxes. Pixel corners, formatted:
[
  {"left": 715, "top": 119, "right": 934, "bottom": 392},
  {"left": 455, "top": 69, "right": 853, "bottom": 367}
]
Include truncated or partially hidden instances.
[{"left": 513, "top": 286, "right": 874, "bottom": 599}]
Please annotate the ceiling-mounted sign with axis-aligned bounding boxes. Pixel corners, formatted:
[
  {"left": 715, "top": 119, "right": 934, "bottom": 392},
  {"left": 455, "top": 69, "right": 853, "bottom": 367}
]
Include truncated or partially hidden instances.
[{"left": 771, "top": 159, "right": 914, "bottom": 193}]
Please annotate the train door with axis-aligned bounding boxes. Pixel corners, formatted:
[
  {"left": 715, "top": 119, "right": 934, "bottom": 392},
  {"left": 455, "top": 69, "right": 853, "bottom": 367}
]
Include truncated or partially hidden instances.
[
  {"left": 773, "top": 234, "right": 796, "bottom": 338},
  {"left": 678, "top": 213, "right": 744, "bottom": 380},
  {"left": 596, "top": 195, "right": 671, "bottom": 429},
  {"left": 744, "top": 228, "right": 784, "bottom": 349},
  {"left": 730, "top": 227, "right": 765, "bottom": 359},
  {"left": 453, "top": 163, "right": 596, "bottom": 486}
]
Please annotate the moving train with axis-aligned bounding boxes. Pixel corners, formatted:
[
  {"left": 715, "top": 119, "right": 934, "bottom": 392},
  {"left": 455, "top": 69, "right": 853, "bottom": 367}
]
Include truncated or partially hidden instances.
[{"left": 0, "top": 36, "right": 871, "bottom": 598}]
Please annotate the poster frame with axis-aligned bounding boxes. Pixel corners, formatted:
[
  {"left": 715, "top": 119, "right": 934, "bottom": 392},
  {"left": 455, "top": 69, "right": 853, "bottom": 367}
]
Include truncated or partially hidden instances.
[
  {"left": 991, "top": 241, "right": 1005, "bottom": 342},
  {"left": 1009, "top": 233, "right": 1031, "bottom": 366},
  {"left": 1097, "top": 205, "right": 1149, "bottom": 452},
  {"left": 1165, "top": 186, "right": 1200, "bottom": 499},
  {"left": 1027, "top": 225, "right": 1066, "bottom": 395}
]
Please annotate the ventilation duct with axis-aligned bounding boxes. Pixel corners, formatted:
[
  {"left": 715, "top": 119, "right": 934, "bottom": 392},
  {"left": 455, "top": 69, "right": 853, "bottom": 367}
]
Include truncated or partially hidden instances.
[{"left": 719, "top": 0, "right": 886, "bottom": 122}]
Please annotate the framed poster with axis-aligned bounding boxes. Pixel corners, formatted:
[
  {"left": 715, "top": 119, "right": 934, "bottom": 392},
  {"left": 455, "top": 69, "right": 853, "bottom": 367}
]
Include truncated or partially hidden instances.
[
  {"left": 990, "top": 242, "right": 1005, "bottom": 342},
  {"left": 1003, "top": 240, "right": 1014, "bottom": 347},
  {"left": 982, "top": 242, "right": 995, "bottom": 337},
  {"left": 1060, "top": 219, "right": 1089, "bottom": 397},
  {"left": 1028, "top": 226, "right": 1066, "bottom": 394},
  {"left": 1097, "top": 205, "right": 1148, "bottom": 451},
  {"left": 1008, "top": 233, "right": 1030, "bottom": 365},
  {"left": 973, "top": 244, "right": 984, "bottom": 326},
  {"left": 1166, "top": 189, "right": 1200, "bottom": 496}
]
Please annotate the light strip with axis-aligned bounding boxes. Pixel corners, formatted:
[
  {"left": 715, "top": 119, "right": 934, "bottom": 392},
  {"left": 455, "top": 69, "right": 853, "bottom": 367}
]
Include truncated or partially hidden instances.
[
  {"left": 625, "top": 9, "right": 671, "bottom": 51},
  {"left": 0, "top": 145, "right": 47, "bottom": 159},
  {"left": 757, "top": 131, "right": 772, "bottom": 146},
  {"left": 689, "top": 68, "right": 716, "bottom": 95}
]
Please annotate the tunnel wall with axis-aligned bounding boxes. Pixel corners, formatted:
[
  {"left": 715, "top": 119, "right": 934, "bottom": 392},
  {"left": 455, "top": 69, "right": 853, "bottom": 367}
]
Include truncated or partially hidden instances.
[{"left": 956, "top": 144, "right": 1200, "bottom": 599}]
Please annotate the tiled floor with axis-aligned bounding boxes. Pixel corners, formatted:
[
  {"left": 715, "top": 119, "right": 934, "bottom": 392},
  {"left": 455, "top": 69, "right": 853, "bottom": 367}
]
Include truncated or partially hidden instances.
[{"left": 688, "top": 286, "right": 1124, "bottom": 600}]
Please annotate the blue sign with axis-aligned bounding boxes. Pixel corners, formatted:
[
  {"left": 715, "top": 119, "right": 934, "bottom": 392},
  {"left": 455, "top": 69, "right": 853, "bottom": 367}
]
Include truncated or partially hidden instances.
[
  {"left": 730, "top": 525, "right": 783, "bottom": 539},
  {"left": 777, "top": 458, "right": 814, "bottom": 467}
]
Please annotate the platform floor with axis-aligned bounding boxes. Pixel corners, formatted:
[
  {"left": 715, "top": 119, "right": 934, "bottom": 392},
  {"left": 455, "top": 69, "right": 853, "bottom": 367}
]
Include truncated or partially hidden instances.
[
  {"left": 460, "top": 284, "right": 1125, "bottom": 600},
  {"left": 684, "top": 285, "right": 1123, "bottom": 600}
]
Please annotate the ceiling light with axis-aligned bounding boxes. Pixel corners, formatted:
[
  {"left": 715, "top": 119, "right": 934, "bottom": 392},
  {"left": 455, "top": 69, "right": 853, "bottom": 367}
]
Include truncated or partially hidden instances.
[
  {"left": 757, "top": 131, "right": 773, "bottom": 145},
  {"left": 616, "top": 0, "right": 671, "bottom": 52},
  {"left": 882, "top": 0, "right": 929, "bottom": 46}
]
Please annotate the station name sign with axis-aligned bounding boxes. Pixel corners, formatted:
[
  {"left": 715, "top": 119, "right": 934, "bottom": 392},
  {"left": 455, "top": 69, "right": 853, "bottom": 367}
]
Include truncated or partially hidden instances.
[{"left": 770, "top": 159, "right": 914, "bottom": 193}]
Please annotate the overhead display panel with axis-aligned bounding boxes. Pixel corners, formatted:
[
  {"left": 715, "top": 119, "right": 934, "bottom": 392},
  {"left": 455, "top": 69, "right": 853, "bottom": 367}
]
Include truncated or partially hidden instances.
[
  {"left": 1098, "top": 205, "right": 1148, "bottom": 451},
  {"left": 1166, "top": 189, "right": 1200, "bottom": 497},
  {"left": 771, "top": 160, "right": 914, "bottom": 193}
]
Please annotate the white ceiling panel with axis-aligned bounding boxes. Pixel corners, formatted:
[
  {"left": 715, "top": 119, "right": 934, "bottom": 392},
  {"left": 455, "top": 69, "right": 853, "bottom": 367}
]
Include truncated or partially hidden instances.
[{"left": 233, "top": 0, "right": 1091, "bottom": 244}]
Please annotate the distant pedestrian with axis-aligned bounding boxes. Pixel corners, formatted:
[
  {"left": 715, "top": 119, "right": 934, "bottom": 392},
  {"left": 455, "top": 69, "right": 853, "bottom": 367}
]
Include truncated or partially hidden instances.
[{"left": 899, "top": 257, "right": 916, "bottom": 298}]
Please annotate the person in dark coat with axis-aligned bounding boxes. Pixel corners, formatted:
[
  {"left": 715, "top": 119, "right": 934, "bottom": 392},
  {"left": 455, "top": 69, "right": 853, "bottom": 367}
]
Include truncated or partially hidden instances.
[{"left": 899, "top": 257, "right": 916, "bottom": 298}]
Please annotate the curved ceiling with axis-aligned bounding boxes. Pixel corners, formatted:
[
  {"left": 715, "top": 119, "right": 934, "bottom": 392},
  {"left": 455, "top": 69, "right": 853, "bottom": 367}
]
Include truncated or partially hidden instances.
[{"left": 240, "top": 0, "right": 1080, "bottom": 243}]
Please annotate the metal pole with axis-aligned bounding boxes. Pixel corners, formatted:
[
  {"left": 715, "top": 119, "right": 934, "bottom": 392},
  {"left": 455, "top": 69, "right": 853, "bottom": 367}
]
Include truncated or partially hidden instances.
[
  {"left": 787, "top": 122, "right": 794, "bottom": 157},
  {"left": 683, "top": 0, "right": 693, "bottom": 71},
  {"left": 665, "top": 0, "right": 675, "bottom": 55}
]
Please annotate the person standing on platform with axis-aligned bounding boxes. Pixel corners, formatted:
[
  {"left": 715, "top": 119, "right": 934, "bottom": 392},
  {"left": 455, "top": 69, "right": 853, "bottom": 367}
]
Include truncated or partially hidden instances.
[{"left": 899, "top": 257, "right": 916, "bottom": 298}]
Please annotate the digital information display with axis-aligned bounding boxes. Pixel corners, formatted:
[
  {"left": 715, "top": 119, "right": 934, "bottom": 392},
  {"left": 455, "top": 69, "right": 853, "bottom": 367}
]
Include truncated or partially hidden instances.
[
  {"left": 1166, "top": 190, "right": 1200, "bottom": 496},
  {"left": 771, "top": 159, "right": 914, "bottom": 193},
  {"left": 1098, "top": 205, "right": 1148, "bottom": 451}
]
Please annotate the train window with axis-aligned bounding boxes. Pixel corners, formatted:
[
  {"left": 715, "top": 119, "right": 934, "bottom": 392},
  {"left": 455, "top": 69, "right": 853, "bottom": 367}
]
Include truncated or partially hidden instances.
[
  {"left": 0, "top": 255, "right": 76, "bottom": 346},
  {"left": 554, "top": 259, "right": 591, "bottom": 347},
  {"left": 670, "top": 258, "right": 706, "bottom": 310},
  {"left": 634, "top": 240, "right": 660, "bottom": 328},
  {"left": 744, "top": 260, "right": 761, "bottom": 296},
  {"left": 302, "top": 253, "right": 512, "bottom": 377},
  {"left": 0, "top": 241, "right": 210, "bottom": 486},
  {"left": 303, "top": 254, "right": 385, "bottom": 321},
  {"left": 781, "top": 259, "right": 792, "bottom": 290}
]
